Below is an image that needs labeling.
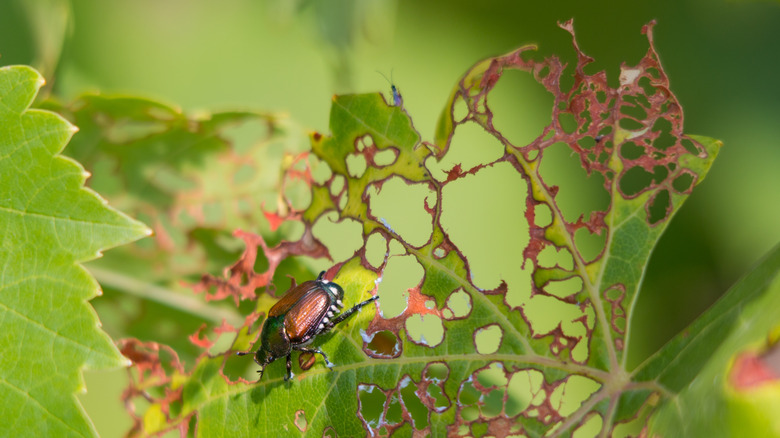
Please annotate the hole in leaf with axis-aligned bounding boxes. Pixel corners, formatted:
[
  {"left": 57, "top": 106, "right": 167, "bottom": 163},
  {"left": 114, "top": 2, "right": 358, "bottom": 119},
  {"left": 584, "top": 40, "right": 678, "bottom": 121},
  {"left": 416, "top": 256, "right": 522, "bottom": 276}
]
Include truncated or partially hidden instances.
[
  {"left": 284, "top": 177, "right": 312, "bottom": 212},
  {"left": 474, "top": 324, "right": 503, "bottom": 354},
  {"left": 358, "top": 384, "right": 385, "bottom": 430},
  {"left": 310, "top": 154, "right": 332, "bottom": 185},
  {"left": 619, "top": 101, "right": 647, "bottom": 121},
  {"left": 543, "top": 276, "right": 583, "bottom": 299},
  {"left": 364, "top": 330, "right": 401, "bottom": 359},
  {"left": 380, "top": 255, "right": 421, "bottom": 318},
  {"left": 578, "top": 136, "right": 596, "bottom": 150},
  {"left": 574, "top": 227, "right": 606, "bottom": 263},
  {"left": 551, "top": 376, "right": 601, "bottom": 417},
  {"left": 386, "top": 393, "right": 403, "bottom": 426},
  {"left": 483, "top": 388, "right": 507, "bottom": 419},
  {"left": 374, "top": 148, "right": 397, "bottom": 166},
  {"left": 647, "top": 189, "right": 670, "bottom": 225},
  {"left": 490, "top": 69, "right": 554, "bottom": 147},
  {"left": 574, "top": 413, "right": 603, "bottom": 438},
  {"left": 312, "top": 213, "right": 363, "bottom": 262},
  {"left": 476, "top": 362, "right": 508, "bottom": 387},
  {"left": 537, "top": 246, "right": 574, "bottom": 270},
  {"left": 461, "top": 405, "right": 479, "bottom": 422},
  {"left": 441, "top": 162, "right": 528, "bottom": 290},
  {"left": 652, "top": 165, "right": 668, "bottom": 183},
  {"left": 428, "top": 123, "right": 503, "bottom": 184},
  {"left": 346, "top": 153, "right": 367, "bottom": 178},
  {"left": 405, "top": 313, "right": 444, "bottom": 347},
  {"left": 329, "top": 174, "right": 345, "bottom": 196},
  {"left": 619, "top": 117, "right": 644, "bottom": 130},
  {"left": 459, "top": 379, "right": 481, "bottom": 405},
  {"left": 364, "top": 232, "right": 387, "bottom": 269},
  {"left": 422, "top": 363, "right": 451, "bottom": 412},
  {"left": 368, "top": 177, "right": 431, "bottom": 246},
  {"left": 638, "top": 76, "right": 656, "bottom": 96},
  {"left": 524, "top": 294, "right": 584, "bottom": 342},
  {"left": 620, "top": 141, "right": 645, "bottom": 160},
  {"left": 651, "top": 118, "right": 677, "bottom": 151},
  {"left": 399, "top": 376, "right": 429, "bottom": 430},
  {"left": 445, "top": 288, "right": 472, "bottom": 320},
  {"left": 453, "top": 96, "right": 469, "bottom": 122},
  {"left": 424, "top": 362, "right": 449, "bottom": 382},
  {"left": 681, "top": 138, "right": 700, "bottom": 155},
  {"left": 357, "top": 134, "right": 373, "bottom": 151},
  {"left": 539, "top": 142, "right": 609, "bottom": 224},
  {"left": 534, "top": 203, "right": 552, "bottom": 227},
  {"left": 426, "top": 383, "right": 450, "bottom": 412},
  {"left": 672, "top": 172, "right": 694, "bottom": 193},
  {"left": 619, "top": 166, "right": 653, "bottom": 197},
  {"left": 558, "top": 112, "right": 577, "bottom": 134},
  {"left": 506, "top": 369, "right": 543, "bottom": 416}
]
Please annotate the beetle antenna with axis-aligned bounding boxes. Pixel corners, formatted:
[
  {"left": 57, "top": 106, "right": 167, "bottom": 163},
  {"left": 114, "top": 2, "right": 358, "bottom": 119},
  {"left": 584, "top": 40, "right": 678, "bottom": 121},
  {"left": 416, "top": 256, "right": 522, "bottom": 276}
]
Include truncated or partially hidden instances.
[
  {"left": 236, "top": 351, "right": 253, "bottom": 356},
  {"left": 316, "top": 270, "right": 326, "bottom": 282}
]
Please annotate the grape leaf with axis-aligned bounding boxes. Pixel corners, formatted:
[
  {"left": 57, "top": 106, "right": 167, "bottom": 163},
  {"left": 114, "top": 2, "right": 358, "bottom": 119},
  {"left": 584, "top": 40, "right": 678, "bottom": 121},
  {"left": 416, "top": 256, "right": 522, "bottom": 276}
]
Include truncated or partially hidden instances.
[
  {"left": 639, "top": 243, "right": 780, "bottom": 436},
  {"left": 0, "top": 66, "right": 149, "bottom": 437},
  {"left": 121, "top": 21, "right": 724, "bottom": 436}
]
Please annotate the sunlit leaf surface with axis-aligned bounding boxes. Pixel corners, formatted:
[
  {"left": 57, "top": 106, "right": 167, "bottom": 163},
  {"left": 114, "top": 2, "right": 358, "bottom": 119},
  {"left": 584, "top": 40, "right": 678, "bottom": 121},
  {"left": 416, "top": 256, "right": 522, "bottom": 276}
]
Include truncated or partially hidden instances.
[{"left": 0, "top": 66, "right": 149, "bottom": 437}]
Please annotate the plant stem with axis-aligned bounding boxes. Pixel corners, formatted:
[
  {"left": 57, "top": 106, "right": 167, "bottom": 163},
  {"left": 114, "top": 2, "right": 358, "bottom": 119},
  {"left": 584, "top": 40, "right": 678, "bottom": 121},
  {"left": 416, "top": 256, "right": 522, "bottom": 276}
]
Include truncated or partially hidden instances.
[{"left": 88, "top": 265, "right": 244, "bottom": 327}]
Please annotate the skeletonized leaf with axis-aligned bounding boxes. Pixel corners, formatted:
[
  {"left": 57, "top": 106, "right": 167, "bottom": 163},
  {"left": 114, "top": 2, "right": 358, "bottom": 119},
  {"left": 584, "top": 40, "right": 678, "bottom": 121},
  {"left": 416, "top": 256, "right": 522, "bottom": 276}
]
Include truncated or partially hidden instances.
[{"left": 122, "top": 22, "right": 725, "bottom": 436}]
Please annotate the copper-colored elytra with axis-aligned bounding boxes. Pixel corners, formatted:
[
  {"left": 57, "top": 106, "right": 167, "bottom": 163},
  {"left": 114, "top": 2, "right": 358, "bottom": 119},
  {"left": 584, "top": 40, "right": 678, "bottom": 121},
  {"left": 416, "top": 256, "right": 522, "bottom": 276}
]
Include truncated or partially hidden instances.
[{"left": 284, "top": 288, "right": 330, "bottom": 341}]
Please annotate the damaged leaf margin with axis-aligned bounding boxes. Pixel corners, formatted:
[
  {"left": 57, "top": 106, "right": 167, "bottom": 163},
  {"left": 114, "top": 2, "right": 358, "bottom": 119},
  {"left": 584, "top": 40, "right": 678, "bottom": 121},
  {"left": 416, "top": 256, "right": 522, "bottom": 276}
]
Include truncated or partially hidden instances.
[{"left": 120, "top": 21, "right": 723, "bottom": 436}]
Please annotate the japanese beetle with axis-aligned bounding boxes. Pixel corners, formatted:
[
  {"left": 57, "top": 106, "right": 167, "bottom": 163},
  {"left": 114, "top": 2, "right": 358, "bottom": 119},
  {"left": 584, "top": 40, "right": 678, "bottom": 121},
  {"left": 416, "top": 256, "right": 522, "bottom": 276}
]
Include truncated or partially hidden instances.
[{"left": 237, "top": 271, "right": 379, "bottom": 381}]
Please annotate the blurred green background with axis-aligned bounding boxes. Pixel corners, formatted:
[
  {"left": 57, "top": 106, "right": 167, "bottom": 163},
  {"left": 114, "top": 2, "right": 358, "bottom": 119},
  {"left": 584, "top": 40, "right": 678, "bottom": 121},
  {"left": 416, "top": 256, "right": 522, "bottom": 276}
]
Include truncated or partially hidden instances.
[{"left": 2, "top": 0, "right": 779, "bottom": 436}]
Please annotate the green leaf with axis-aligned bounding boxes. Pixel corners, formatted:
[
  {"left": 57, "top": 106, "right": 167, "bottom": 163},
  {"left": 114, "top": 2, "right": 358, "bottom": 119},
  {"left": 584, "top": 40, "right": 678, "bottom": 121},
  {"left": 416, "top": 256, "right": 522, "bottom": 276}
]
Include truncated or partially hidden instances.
[
  {"left": 0, "top": 66, "right": 149, "bottom": 436},
  {"left": 639, "top": 243, "right": 780, "bottom": 436}
]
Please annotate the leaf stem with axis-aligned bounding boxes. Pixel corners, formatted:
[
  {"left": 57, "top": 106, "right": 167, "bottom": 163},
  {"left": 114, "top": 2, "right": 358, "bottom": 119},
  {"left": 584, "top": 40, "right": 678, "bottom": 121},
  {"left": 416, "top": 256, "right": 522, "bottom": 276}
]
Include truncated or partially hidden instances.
[{"left": 88, "top": 265, "right": 244, "bottom": 327}]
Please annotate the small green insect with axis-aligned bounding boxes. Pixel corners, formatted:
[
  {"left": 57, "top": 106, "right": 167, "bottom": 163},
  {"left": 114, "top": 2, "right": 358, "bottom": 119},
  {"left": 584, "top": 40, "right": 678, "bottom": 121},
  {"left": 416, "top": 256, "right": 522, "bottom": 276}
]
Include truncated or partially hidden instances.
[
  {"left": 237, "top": 271, "right": 379, "bottom": 381},
  {"left": 378, "top": 70, "right": 403, "bottom": 107}
]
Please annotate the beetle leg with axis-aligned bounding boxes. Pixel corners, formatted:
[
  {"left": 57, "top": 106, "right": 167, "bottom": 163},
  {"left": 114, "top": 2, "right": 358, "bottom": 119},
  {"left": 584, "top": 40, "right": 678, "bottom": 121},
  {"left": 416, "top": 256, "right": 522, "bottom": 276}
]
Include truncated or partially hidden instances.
[
  {"left": 299, "top": 347, "right": 334, "bottom": 369},
  {"left": 285, "top": 354, "right": 294, "bottom": 381},
  {"left": 326, "top": 295, "right": 379, "bottom": 329}
]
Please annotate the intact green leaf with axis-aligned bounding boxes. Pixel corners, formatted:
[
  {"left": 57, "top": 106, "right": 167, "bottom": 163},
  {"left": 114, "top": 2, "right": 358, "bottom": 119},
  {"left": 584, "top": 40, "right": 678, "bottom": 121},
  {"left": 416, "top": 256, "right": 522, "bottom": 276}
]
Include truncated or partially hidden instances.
[{"left": 0, "top": 66, "right": 149, "bottom": 437}]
